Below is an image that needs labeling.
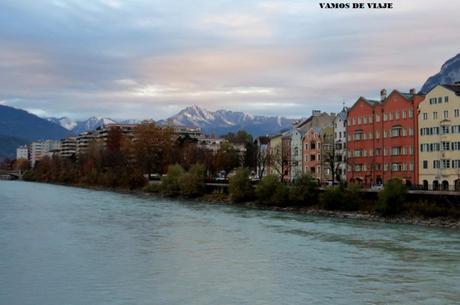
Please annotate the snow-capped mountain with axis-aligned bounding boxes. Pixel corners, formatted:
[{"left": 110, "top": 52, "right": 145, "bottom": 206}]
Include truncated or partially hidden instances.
[
  {"left": 421, "top": 53, "right": 460, "bottom": 94},
  {"left": 45, "top": 105, "right": 296, "bottom": 137},
  {"left": 72, "top": 117, "right": 117, "bottom": 134},
  {"left": 46, "top": 117, "right": 77, "bottom": 130},
  {"left": 47, "top": 116, "right": 117, "bottom": 134},
  {"left": 159, "top": 105, "right": 296, "bottom": 136}
]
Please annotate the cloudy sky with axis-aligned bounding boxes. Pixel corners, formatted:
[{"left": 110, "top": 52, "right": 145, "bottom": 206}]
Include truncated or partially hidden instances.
[{"left": 0, "top": 0, "right": 458, "bottom": 120}]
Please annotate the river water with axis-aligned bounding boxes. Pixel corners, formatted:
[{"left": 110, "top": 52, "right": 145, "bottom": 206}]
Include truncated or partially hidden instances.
[{"left": 0, "top": 181, "right": 459, "bottom": 305}]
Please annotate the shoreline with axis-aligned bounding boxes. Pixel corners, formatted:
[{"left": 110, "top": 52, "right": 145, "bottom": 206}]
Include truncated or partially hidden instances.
[{"left": 11, "top": 180, "right": 460, "bottom": 230}]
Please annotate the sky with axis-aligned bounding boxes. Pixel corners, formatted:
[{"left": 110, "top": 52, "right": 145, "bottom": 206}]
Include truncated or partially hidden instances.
[{"left": 0, "top": 0, "right": 459, "bottom": 121}]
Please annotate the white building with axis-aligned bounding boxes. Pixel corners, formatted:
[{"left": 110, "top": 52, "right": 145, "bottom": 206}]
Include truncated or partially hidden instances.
[
  {"left": 16, "top": 145, "right": 29, "bottom": 160},
  {"left": 334, "top": 107, "right": 348, "bottom": 183},
  {"left": 289, "top": 128, "right": 303, "bottom": 180},
  {"left": 30, "top": 140, "right": 60, "bottom": 167}
]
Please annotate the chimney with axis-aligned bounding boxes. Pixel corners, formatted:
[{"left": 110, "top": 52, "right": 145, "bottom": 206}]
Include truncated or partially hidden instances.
[
  {"left": 380, "top": 89, "right": 387, "bottom": 101},
  {"left": 409, "top": 88, "right": 416, "bottom": 95},
  {"left": 330, "top": 112, "right": 336, "bottom": 117},
  {"left": 312, "top": 110, "right": 321, "bottom": 116}
]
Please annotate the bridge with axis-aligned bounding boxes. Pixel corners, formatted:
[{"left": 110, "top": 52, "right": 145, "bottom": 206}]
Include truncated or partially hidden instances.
[{"left": 0, "top": 170, "right": 23, "bottom": 180}]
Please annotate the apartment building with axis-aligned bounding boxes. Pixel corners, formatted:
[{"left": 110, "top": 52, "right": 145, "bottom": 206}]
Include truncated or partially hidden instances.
[
  {"left": 302, "top": 127, "right": 322, "bottom": 181},
  {"left": 16, "top": 145, "right": 29, "bottom": 160},
  {"left": 30, "top": 140, "right": 61, "bottom": 166},
  {"left": 334, "top": 108, "right": 348, "bottom": 182},
  {"left": 418, "top": 84, "right": 460, "bottom": 191},
  {"left": 347, "top": 89, "right": 424, "bottom": 187},
  {"left": 59, "top": 137, "right": 77, "bottom": 159}
]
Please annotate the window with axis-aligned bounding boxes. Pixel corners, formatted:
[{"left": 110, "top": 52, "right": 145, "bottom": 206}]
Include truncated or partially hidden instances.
[
  {"left": 452, "top": 125, "right": 460, "bottom": 134},
  {"left": 433, "top": 112, "right": 438, "bottom": 120},
  {"left": 442, "top": 142, "right": 450, "bottom": 151},
  {"left": 438, "top": 97, "right": 442, "bottom": 104},
  {"left": 423, "top": 113, "right": 428, "bottom": 120},
  {"left": 433, "top": 160, "right": 440, "bottom": 168},
  {"left": 310, "top": 154, "right": 316, "bottom": 161},
  {"left": 310, "top": 142, "right": 316, "bottom": 149},
  {"left": 392, "top": 163, "right": 402, "bottom": 171},
  {"left": 383, "top": 113, "right": 388, "bottom": 121},
  {"left": 353, "top": 150, "right": 363, "bottom": 157},
  {"left": 375, "top": 148, "right": 381, "bottom": 155},
  {"left": 358, "top": 117, "right": 362, "bottom": 124},
  {"left": 423, "top": 160, "right": 428, "bottom": 169},
  {"left": 310, "top": 167, "right": 316, "bottom": 173},
  {"left": 354, "top": 131, "right": 364, "bottom": 140},
  {"left": 375, "top": 114, "right": 380, "bottom": 122},
  {"left": 455, "top": 109, "right": 459, "bottom": 118},
  {"left": 441, "top": 125, "right": 450, "bottom": 134},
  {"left": 389, "top": 112, "right": 393, "bottom": 120},
  {"left": 445, "top": 96, "right": 449, "bottom": 103},
  {"left": 354, "top": 164, "right": 363, "bottom": 172},
  {"left": 294, "top": 147, "right": 299, "bottom": 156},
  {"left": 363, "top": 117, "right": 367, "bottom": 124},
  {"left": 408, "top": 128, "right": 414, "bottom": 136},
  {"left": 441, "top": 159, "right": 450, "bottom": 169},
  {"left": 453, "top": 160, "right": 460, "bottom": 168},
  {"left": 402, "top": 111, "right": 407, "bottom": 119},
  {"left": 395, "top": 112, "right": 400, "bottom": 119},
  {"left": 391, "top": 126, "right": 402, "bottom": 137},
  {"left": 444, "top": 110, "right": 449, "bottom": 119},
  {"left": 452, "top": 142, "right": 460, "bottom": 150},
  {"left": 408, "top": 109, "right": 413, "bottom": 118},
  {"left": 391, "top": 147, "right": 401, "bottom": 156}
]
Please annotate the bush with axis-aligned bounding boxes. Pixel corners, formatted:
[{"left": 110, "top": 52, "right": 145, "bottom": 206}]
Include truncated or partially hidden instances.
[
  {"left": 270, "top": 183, "right": 290, "bottom": 206},
  {"left": 289, "top": 174, "right": 320, "bottom": 206},
  {"left": 160, "top": 164, "right": 185, "bottom": 196},
  {"left": 179, "top": 163, "right": 206, "bottom": 197},
  {"left": 255, "top": 175, "right": 285, "bottom": 205},
  {"left": 255, "top": 175, "right": 279, "bottom": 203},
  {"left": 320, "top": 183, "right": 361, "bottom": 211},
  {"left": 229, "top": 167, "right": 254, "bottom": 202},
  {"left": 377, "top": 178, "right": 407, "bottom": 215},
  {"left": 143, "top": 183, "right": 161, "bottom": 193}
]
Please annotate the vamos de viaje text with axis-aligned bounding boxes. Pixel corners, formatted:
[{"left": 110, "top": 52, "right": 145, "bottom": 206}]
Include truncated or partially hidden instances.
[{"left": 319, "top": 2, "right": 393, "bottom": 9}]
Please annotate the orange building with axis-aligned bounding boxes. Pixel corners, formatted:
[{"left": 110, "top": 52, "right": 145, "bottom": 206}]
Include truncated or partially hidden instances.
[
  {"left": 347, "top": 89, "right": 424, "bottom": 187},
  {"left": 302, "top": 127, "right": 322, "bottom": 181}
]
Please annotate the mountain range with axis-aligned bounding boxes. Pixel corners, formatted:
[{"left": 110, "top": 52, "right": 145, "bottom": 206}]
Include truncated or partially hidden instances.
[
  {"left": 0, "top": 105, "right": 72, "bottom": 160},
  {"left": 2, "top": 52, "right": 460, "bottom": 160},
  {"left": 420, "top": 53, "right": 460, "bottom": 94},
  {"left": 45, "top": 105, "right": 296, "bottom": 137}
]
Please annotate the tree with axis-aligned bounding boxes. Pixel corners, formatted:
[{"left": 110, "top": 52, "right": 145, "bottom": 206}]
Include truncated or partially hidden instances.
[
  {"left": 161, "top": 164, "right": 185, "bottom": 196},
  {"left": 289, "top": 174, "right": 320, "bottom": 206},
  {"left": 255, "top": 175, "right": 282, "bottom": 205},
  {"left": 179, "top": 163, "right": 206, "bottom": 197},
  {"left": 132, "top": 122, "right": 174, "bottom": 177},
  {"left": 229, "top": 167, "right": 254, "bottom": 202},
  {"left": 215, "top": 142, "right": 240, "bottom": 177},
  {"left": 377, "top": 178, "right": 408, "bottom": 215}
]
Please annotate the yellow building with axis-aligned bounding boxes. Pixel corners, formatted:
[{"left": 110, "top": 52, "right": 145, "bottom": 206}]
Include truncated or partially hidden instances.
[
  {"left": 418, "top": 84, "right": 460, "bottom": 191},
  {"left": 267, "top": 134, "right": 283, "bottom": 178}
]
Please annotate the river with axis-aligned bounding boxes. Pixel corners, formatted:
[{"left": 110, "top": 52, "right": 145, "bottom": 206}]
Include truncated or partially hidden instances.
[{"left": 0, "top": 181, "right": 459, "bottom": 305}]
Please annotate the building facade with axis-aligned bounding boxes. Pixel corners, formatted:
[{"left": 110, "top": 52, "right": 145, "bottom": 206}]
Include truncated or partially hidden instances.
[
  {"left": 30, "top": 140, "right": 60, "bottom": 166},
  {"left": 59, "top": 137, "right": 77, "bottom": 159},
  {"left": 418, "top": 84, "right": 460, "bottom": 191},
  {"left": 320, "top": 125, "right": 334, "bottom": 183},
  {"left": 267, "top": 134, "right": 283, "bottom": 179},
  {"left": 16, "top": 145, "right": 29, "bottom": 160},
  {"left": 347, "top": 89, "right": 423, "bottom": 187},
  {"left": 302, "top": 127, "right": 322, "bottom": 181},
  {"left": 334, "top": 108, "right": 348, "bottom": 182}
]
